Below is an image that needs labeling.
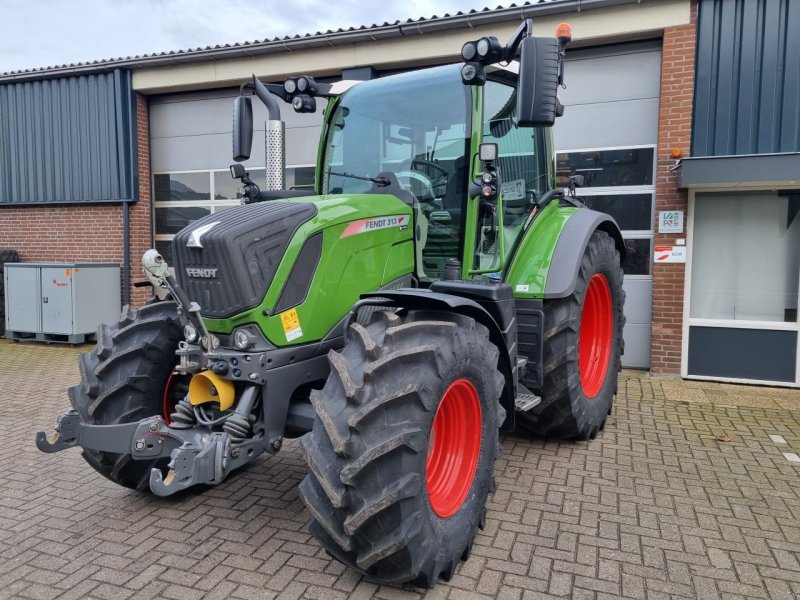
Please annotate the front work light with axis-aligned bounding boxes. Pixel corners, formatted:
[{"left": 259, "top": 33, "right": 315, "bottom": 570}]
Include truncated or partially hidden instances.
[
  {"left": 292, "top": 94, "right": 316, "bottom": 113},
  {"left": 476, "top": 36, "right": 504, "bottom": 62},
  {"left": 461, "top": 62, "right": 486, "bottom": 86},
  {"left": 479, "top": 142, "right": 498, "bottom": 162},
  {"left": 461, "top": 41, "right": 477, "bottom": 61},
  {"left": 296, "top": 76, "right": 317, "bottom": 94}
]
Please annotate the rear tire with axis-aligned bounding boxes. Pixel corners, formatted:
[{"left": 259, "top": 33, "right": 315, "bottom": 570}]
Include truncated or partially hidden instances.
[
  {"left": 516, "top": 230, "right": 624, "bottom": 440},
  {"left": 68, "top": 301, "right": 182, "bottom": 491},
  {"left": 299, "top": 310, "right": 505, "bottom": 587}
]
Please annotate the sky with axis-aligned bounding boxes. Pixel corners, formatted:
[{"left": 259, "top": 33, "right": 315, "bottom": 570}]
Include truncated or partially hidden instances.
[{"left": 0, "top": 0, "right": 511, "bottom": 73}]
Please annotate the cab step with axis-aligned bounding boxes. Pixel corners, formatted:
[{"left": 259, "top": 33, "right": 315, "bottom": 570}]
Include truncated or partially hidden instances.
[{"left": 514, "top": 393, "right": 541, "bottom": 412}]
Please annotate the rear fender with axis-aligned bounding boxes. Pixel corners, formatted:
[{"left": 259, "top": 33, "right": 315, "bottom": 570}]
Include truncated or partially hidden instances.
[
  {"left": 545, "top": 209, "right": 625, "bottom": 299},
  {"left": 358, "top": 289, "right": 516, "bottom": 430},
  {"left": 506, "top": 205, "right": 625, "bottom": 299}
]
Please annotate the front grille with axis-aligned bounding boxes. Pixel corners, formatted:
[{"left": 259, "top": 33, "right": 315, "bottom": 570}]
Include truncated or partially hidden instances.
[{"left": 173, "top": 201, "right": 317, "bottom": 319}]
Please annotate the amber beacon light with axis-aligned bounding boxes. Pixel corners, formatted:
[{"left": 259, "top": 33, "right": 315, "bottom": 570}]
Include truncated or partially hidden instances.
[{"left": 556, "top": 22, "right": 573, "bottom": 45}]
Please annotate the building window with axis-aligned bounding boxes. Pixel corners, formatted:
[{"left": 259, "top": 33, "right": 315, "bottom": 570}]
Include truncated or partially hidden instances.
[
  {"left": 287, "top": 166, "right": 316, "bottom": 190},
  {"left": 557, "top": 146, "right": 656, "bottom": 278},
  {"left": 690, "top": 191, "right": 799, "bottom": 323},
  {"left": 153, "top": 166, "right": 316, "bottom": 263},
  {"left": 556, "top": 147, "right": 654, "bottom": 187}
]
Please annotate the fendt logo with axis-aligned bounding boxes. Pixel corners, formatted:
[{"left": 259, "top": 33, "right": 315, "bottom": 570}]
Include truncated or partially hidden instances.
[{"left": 186, "top": 267, "right": 218, "bottom": 278}]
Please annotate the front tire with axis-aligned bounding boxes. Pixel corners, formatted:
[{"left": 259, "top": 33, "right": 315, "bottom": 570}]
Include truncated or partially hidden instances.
[
  {"left": 68, "top": 301, "right": 183, "bottom": 491},
  {"left": 299, "top": 310, "right": 505, "bottom": 587},
  {"left": 517, "top": 230, "right": 625, "bottom": 440}
]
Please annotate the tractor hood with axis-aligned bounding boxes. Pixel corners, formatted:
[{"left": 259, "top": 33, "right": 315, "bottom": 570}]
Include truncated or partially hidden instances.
[{"left": 172, "top": 194, "right": 413, "bottom": 324}]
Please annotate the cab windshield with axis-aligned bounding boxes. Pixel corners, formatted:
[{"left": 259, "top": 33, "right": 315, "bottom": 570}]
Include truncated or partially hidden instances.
[{"left": 321, "top": 65, "right": 471, "bottom": 279}]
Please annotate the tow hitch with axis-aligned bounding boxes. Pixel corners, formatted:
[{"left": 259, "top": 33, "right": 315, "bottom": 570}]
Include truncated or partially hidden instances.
[{"left": 36, "top": 405, "right": 269, "bottom": 496}]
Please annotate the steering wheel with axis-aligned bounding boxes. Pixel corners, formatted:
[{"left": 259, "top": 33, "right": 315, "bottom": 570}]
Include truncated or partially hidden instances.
[
  {"left": 395, "top": 170, "right": 436, "bottom": 203},
  {"left": 409, "top": 158, "right": 448, "bottom": 181}
]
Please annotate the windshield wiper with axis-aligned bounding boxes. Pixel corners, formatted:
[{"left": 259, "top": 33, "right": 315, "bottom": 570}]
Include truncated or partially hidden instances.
[{"left": 326, "top": 170, "right": 390, "bottom": 187}]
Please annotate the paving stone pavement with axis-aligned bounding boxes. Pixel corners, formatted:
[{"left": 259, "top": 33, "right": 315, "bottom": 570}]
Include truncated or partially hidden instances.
[{"left": 2, "top": 338, "right": 800, "bottom": 600}]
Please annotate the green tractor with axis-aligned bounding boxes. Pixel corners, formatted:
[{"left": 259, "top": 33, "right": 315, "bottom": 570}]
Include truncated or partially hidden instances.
[{"left": 37, "top": 20, "right": 624, "bottom": 587}]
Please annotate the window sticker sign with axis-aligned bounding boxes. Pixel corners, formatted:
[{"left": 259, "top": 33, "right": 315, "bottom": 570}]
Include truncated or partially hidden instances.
[
  {"left": 501, "top": 179, "right": 526, "bottom": 201},
  {"left": 654, "top": 245, "right": 686, "bottom": 263},
  {"left": 658, "top": 210, "right": 684, "bottom": 234}
]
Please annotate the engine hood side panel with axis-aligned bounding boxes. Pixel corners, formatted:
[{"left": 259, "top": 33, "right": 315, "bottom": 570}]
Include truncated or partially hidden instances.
[{"left": 196, "top": 194, "right": 414, "bottom": 345}]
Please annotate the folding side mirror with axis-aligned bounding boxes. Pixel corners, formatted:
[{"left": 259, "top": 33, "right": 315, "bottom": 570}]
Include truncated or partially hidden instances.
[
  {"left": 570, "top": 174, "right": 585, "bottom": 188},
  {"left": 232, "top": 95, "right": 253, "bottom": 162},
  {"left": 516, "top": 36, "right": 561, "bottom": 127}
]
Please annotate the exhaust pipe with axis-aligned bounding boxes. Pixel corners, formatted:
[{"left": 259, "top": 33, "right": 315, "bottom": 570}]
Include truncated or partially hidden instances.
[
  {"left": 265, "top": 120, "right": 285, "bottom": 191},
  {"left": 233, "top": 76, "right": 287, "bottom": 191},
  {"left": 251, "top": 76, "right": 286, "bottom": 191}
]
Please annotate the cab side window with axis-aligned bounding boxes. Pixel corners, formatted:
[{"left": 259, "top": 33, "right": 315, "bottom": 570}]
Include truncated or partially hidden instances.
[{"left": 482, "top": 79, "right": 547, "bottom": 225}]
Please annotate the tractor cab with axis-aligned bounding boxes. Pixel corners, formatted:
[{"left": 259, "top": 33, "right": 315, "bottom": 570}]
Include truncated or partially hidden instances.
[{"left": 317, "top": 64, "right": 552, "bottom": 281}]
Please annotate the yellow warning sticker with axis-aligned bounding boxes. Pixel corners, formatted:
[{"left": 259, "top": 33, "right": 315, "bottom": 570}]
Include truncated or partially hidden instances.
[{"left": 280, "top": 308, "right": 303, "bottom": 342}]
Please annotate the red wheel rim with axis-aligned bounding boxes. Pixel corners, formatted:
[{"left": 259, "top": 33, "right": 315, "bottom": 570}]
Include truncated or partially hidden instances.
[
  {"left": 426, "top": 378, "right": 482, "bottom": 518},
  {"left": 579, "top": 273, "right": 613, "bottom": 398}
]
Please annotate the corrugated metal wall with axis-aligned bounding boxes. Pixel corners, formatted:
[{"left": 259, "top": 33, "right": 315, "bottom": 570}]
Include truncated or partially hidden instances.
[
  {"left": 693, "top": 0, "right": 800, "bottom": 156},
  {"left": 0, "top": 69, "right": 137, "bottom": 205}
]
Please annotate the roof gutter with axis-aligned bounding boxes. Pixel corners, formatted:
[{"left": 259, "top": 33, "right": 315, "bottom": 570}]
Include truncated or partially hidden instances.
[{"left": 0, "top": 0, "right": 652, "bottom": 83}]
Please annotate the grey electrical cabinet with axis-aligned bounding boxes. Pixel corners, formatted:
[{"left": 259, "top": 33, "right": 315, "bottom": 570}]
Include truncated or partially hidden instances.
[{"left": 4, "top": 263, "right": 121, "bottom": 343}]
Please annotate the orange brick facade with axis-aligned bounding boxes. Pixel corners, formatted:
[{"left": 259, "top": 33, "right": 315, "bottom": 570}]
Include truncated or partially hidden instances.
[
  {"left": 0, "top": 93, "right": 153, "bottom": 308},
  {"left": 650, "top": 2, "right": 697, "bottom": 373}
]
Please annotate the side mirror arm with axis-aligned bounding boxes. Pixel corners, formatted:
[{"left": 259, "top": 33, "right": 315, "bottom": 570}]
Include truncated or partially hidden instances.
[{"left": 503, "top": 19, "right": 533, "bottom": 61}]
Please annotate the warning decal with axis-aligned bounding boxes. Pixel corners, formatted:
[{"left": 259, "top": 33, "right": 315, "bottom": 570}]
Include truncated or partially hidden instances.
[
  {"left": 341, "top": 215, "right": 407, "bottom": 238},
  {"left": 280, "top": 308, "right": 303, "bottom": 342}
]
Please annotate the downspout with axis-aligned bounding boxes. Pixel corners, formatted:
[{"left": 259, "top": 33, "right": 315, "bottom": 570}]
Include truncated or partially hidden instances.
[{"left": 122, "top": 201, "right": 131, "bottom": 306}]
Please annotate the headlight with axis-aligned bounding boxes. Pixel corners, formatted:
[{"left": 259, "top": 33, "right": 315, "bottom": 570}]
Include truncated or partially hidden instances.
[
  {"left": 184, "top": 324, "right": 199, "bottom": 343},
  {"left": 202, "top": 335, "right": 220, "bottom": 351},
  {"left": 233, "top": 329, "right": 252, "bottom": 350}
]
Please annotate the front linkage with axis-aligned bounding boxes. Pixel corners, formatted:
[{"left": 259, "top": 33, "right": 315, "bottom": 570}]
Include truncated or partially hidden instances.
[
  {"left": 35, "top": 251, "right": 285, "bottom": 496},
  {"left": 36, "top": 405, "right": 267, "bottom": 495}
]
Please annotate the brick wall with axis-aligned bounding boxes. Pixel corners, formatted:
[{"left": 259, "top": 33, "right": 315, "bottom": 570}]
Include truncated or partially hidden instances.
[
  {"left": 650, "top": 1, "right": 697, "bottom": 373},
  {"left": 0, "top": 93, "right": 153, "bottom": 309},
  {"left": 130, "top": 94, "right": 154, "bottom": 307}
]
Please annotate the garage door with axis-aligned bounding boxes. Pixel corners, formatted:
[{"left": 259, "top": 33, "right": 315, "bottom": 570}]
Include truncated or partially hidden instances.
[
  {"left": 553, "top": 40, "right": 661, "bottom": 369},
  {"left": 148, "top": 89, "right": 323, "bottom": 263}
]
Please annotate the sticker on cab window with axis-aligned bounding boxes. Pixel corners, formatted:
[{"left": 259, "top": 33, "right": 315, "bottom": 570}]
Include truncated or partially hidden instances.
[{"left": 501, "top": 179, "right": 526, "bottom": 201}]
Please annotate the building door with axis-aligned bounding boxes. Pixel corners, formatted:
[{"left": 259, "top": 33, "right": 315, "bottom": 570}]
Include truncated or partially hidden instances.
[
  {"left": 684, "top": 190, "right": 799, "bottom": 386},
  {"left": 553, "top": 41, "right": 661, "bottom": 368}
]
